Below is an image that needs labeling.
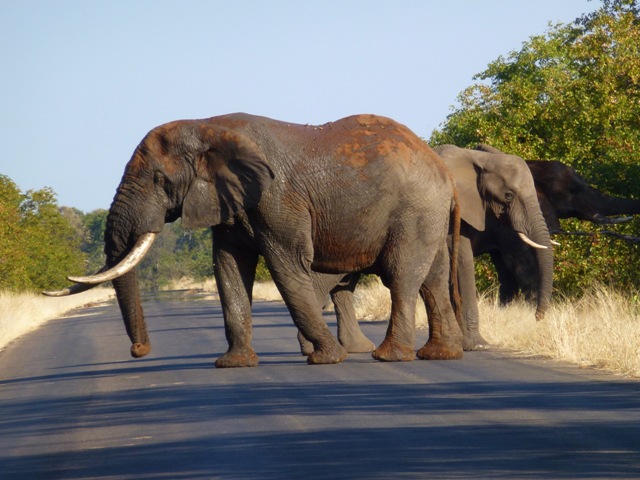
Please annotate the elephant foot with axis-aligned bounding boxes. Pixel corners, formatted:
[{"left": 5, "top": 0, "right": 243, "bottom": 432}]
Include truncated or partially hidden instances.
[
  {"left": 298, "top": 332, "right": 314, "bottom": 356},
  {"left": 416, "top": 340, "right": 463, "bottom": 360},
  {"left": 372, "top": 338, "right": 415, "bottom": 362},
  {"left": 341, "top": 334, "right": 376, "bottom": 353},
  {"left": 463, "top": 333, "right": 490, "bottom": 351},
  {"left": 307, "top": 341, "right": 348, "bottom": 365},
  {"left": 130, "top": 342, "right": 151, "bottom": 358},
  {"left": 214, "top": 347, "right": 259, "bottom": 368}
]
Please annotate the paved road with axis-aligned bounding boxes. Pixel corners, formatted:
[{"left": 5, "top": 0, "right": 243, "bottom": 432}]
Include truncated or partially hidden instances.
[{"left": 1, "top": 291, "right": 639, "bottom": 479}]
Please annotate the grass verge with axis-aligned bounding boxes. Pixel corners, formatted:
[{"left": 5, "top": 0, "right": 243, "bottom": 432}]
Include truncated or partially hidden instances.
[
  {"left": 351, "top": 280, "right": 640, "bottom": 378},
  {"left": 479, "top": 286, "right": 640, "bottom": 377},
  {"left": 0, "top": 288, "right": 114, "bottom": 352}
]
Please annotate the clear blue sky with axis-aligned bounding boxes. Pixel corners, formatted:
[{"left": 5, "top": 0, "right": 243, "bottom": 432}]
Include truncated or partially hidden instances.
[{"left": 1, "top": 0, "right": 595, "bottom": 213}]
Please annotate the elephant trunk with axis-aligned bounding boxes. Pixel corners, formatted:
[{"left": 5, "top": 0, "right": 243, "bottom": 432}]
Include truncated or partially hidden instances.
[
  {"left": 112, "top": 270, "right": 151, "bottom": 358},
  {"left": 595, "top": 195, "right": 640, "bottom": 222},
  {"left": 102, "top": 190, "right": 161, "bottom": 358},
  {"left": 527, "top": 200, "right": 554, "bottom": 320}
]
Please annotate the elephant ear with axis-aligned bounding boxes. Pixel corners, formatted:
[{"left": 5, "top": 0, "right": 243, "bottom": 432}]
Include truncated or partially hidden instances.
[
  {"left": 182, "top": 127, "right": 275, "bottom": 228},
  {"left": 437, "top": 146, "right": 485, "bottom": 232},
  {"left": 474, "top": 144, "right": 504, "bottom": 155}
]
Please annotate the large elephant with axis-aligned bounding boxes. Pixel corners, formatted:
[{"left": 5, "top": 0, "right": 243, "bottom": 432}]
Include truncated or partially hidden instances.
[
  {"left": 312, "top": 145, "right": 553, "bottom": 351},
  {"left": 476, "top": 144, "right": 640, "bottom": 304},
  {"left": 44, "top": 113, "right": 462, "bottom": 366}
]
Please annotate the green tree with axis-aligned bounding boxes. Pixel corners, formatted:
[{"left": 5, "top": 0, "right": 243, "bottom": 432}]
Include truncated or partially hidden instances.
[
  {"left": 0, "top": 175, "right": 29, "bottom": 289},
  {"left": 81, "top": 209, "right": 108, "bottom": 273},
  {"left": 20, "top": 187, "right": 86, "bottom": 290},
  {"left": 135, "top": 222, "right": 216, "bottom": 291},
  {"left": 431, "top": 0, "right": 640, "bottom": 296},
  {"left": 0, "top": 176, "right": 86, "bottom": 291}
]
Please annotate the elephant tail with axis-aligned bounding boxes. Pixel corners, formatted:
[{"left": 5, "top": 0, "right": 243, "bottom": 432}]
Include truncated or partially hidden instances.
[{"left": 450, "top": 190, "right": 463, "bottom": 331}]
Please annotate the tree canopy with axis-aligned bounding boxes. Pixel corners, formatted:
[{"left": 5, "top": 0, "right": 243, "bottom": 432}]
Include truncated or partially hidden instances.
[
  {"left": 430, "top": 0, "right": 640, "bottom": 296},
  {"left": 0, "top": 175, "right": 85, "bottom": 291}
]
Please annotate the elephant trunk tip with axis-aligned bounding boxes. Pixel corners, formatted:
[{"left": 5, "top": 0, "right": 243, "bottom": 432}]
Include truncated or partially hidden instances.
[{"left": 130, "top": 343, "right": 151, "bottom": 358}]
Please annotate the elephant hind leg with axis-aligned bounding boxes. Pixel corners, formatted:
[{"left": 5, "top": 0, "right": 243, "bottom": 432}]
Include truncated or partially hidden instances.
[
  {"left": 459, "top": 237, "right": 488, "bottom": 351},
  {"left": 269, "top": 255, "right": 347, "bottom": 365},
  {"left": 416, "top": 285, "right": 463, "bottom": 360},
  {"left": 416, "top": 247, "right": 464, "bottom": 360},
  {"left": 332, "top": 276, "right": 375, "bottom": 353},
  {"left": 372, "top": 274, "right": 422, "bottom": 362},
  {"left": 372, "top": 237, "right": 440, "bottom": 362}
]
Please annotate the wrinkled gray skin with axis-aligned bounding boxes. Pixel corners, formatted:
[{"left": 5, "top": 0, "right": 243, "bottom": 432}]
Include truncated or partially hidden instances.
[
  {"left": 310, "top": 145, "right": 553, "bottom": 352},
  {"left": 62, "top": 113, "right": 462, "bottom": 366},
  {"left": 476, "top": 144, "right": 640, "bottom": 304},
  {"left": 301, "top": 224, "right": 464, "bottom": 359}
]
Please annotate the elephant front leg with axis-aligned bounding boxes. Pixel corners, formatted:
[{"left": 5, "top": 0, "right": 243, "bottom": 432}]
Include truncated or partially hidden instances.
[
  {"left": 460, "top": 238, "right": 488, "bottom": 350},
  {"left": 213, "top": 245, "right": 259, "bottom": 368},
  {"left": 333, "top": 286, "right": 376, "bottom": 353},
  {"left": 297, "top": 330, "right": 314, "bottom": 356}
]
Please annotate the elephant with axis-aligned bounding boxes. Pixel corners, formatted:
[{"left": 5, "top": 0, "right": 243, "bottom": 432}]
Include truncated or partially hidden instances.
[
  {"left": 304, "top": 144, "right": 553, "bottom": 352},
  {"left": 475, "top": 144, "right": 640, "bottom": 304},
  {"left": 44, "top": 113, "right": 463, "bottom": 366}
]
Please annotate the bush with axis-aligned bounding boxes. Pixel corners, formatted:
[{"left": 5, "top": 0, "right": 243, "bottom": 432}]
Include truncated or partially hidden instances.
[{"left": 0, "top": 176, "right": 85, "bottom": 292}]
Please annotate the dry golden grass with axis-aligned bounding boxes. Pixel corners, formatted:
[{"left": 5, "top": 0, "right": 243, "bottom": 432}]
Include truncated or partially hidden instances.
[
  {"left": 163, "top": 278, "right": 283, "bottom": 302},
  {"left": 352, "top": 280, "right": 640, "bottom": 378},
  {"left": 0, "top": 287, "right": 114, "bottom": 352},
  {"left": 479, "top": 286, "right": 640, "bottom": 378},
  {"left": 352, "top": 276, "right": 428, "bottom": 325},
  {"left": 164, "top": 277, "right": 218, "bottom": 292},
  {"left": 252, "top": 281, "right": 282, "bottom": 301}
]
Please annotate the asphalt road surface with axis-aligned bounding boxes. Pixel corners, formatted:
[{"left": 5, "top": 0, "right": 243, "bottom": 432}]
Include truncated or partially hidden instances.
[{"left": 1, "top": 291, "right": 640, "bottom": 479}]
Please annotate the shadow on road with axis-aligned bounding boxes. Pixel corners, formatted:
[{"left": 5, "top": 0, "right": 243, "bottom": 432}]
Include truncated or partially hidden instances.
[
  {"left": 2, "top": 375, "right": 640, "bottom": 479},
  {"left": 2, "top": 295, "right": 640, "bottom": 479}
]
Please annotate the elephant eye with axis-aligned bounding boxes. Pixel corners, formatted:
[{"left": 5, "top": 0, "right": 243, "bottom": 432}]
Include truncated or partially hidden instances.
[
  {"left": 504, "top": 191, "right": 515, "bottom": 203},
  {"left": 154, "top": 171, "right": 166, "bottom": 188}
]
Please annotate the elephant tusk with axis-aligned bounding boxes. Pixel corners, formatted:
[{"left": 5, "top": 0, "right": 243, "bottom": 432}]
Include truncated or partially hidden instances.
[
  {"left": 517, "top": 232, "right": 548, "bottom": 250},
  {"left": 550, "top": 239, "right": 561, "bottom": 246},
  {"left": 42, "top": 282, "right": 99, "bottom": 297},
  {"left": 68, "top": 232, "right": 157, "bottom": 285},
  {"left": 42, "top": 265, "right": 109, "bottom": 296}
]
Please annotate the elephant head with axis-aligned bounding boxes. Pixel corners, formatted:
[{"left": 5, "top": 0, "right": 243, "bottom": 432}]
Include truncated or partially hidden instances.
[
  {"left": 435, "top": 144, "right": 554, "bottom": 321},
  {"left": 44, "top": 118, "right": 274, "bottom": 358},
  {"left": 475, "top": 143, "right": 640, "bottom": 232},
  {"left": 525, "top": 160, "right": 640, "bottom": 234}
]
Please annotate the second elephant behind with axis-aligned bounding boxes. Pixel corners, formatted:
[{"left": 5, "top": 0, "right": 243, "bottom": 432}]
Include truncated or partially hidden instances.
[
  {"left": 476, "top": 143, "right": 640, "bottom": 305},
  {"left": 309, "top": 145, "right": 553, "bottom": 352}
]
